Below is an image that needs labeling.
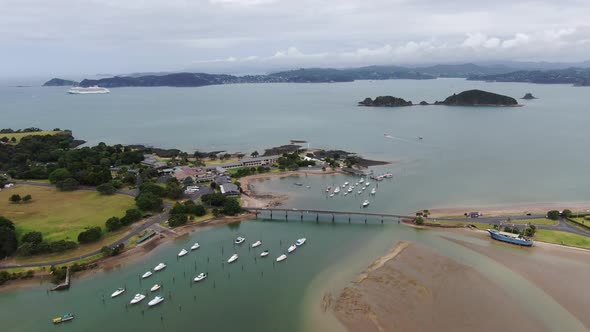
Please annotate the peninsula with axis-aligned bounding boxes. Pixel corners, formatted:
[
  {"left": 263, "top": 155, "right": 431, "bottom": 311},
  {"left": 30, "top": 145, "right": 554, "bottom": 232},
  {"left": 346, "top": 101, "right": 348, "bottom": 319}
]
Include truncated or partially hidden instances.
[{"left": 42, "top": 78, "right": 78, "bottom": 87}]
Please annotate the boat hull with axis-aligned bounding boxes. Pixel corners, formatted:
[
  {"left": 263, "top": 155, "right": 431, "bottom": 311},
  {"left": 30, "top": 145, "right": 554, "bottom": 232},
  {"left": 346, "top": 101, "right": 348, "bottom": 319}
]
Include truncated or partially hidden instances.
[{"left": 487, "top": 230, "right": 533, "bottom": 246}]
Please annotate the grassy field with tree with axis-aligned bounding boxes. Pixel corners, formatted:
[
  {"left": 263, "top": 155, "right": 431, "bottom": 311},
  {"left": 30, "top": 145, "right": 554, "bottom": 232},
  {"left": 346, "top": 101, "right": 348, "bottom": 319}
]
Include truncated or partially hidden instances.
[
  {"left": 0, "top": 184, "right": 134, "bottom": 242},
  {"left": 0, "top": 130, "right": 64, "bottom": 143}
]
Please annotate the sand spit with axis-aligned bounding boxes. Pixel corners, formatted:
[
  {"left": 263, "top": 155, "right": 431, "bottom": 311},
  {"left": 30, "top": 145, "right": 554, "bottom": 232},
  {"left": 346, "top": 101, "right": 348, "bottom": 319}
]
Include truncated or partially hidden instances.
[{"left": 333, "top": 242, "right": 548, "bottom": 332}]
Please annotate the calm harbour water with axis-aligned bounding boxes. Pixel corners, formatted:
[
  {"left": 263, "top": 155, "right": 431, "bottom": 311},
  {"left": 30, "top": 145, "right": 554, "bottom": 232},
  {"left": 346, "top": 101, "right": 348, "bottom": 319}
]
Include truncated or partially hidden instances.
[{"left": 1, "top": 79, "right": 589, "bottom": 331}]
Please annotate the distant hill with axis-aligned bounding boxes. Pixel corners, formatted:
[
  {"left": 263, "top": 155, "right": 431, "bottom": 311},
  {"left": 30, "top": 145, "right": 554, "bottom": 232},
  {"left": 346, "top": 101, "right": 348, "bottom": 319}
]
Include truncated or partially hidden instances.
[
  {"left": 435, "top": 90, "right": 518, "bottom": 106},
  {"left": 468, "top": 68, "right": 590, "bottom": 86},
  {"left": 43, "top": 78, "right": 78, "bottom": 87},
  {"left": 358, "top": 96, "right": 413, "bottom": 107}
]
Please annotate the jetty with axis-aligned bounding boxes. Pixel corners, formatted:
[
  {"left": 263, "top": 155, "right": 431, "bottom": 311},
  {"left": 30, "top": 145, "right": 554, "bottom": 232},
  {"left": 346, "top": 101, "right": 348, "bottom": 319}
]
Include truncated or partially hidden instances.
[{"left": 51, "top": 267, "right": 70, "bottom": 291}]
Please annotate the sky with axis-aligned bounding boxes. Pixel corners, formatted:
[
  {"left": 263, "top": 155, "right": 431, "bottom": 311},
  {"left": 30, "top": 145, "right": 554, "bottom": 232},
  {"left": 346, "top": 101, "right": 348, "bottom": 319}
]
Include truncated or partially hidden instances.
[{"left": 2, "top": 0, "right": 590, "bottom": 78}]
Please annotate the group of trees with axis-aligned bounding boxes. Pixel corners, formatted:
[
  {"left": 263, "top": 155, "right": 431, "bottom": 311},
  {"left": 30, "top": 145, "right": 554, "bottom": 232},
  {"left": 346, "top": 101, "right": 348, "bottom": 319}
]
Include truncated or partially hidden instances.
[
  {"left": 135, "top": 179, "right": 184, "bottom": 212},
  {"left": 201, "top": 193, "right": 242, "bottom": 216},
  {"left": 233, "top": 166, "right": 270, "bottom": 178},
  {"left": 104, "top": 208, "right": 143, "bottom": 232},
  {"left": 276, "top": 152, "right": 315, "bottom": 171},
  {"left": 0, "top": 137, "right": 17, "bottom": 144},
  {"left": 9, "top": 194, "right": 32, "bottom": 204},
  {"left": 0, "top": 216, "right": 18, "bottom": 259},
  {"left": 18, "top": 231, "right": 77, "bottom": 256},
  {"left": 547, "top": 209, "right": 573, "bottom": 220},
  {"left": 168, "top": 200, "right": 207, "bottom": 227},
  {"left": 77, "top": 227, "right": 102, "bottom": 244}
]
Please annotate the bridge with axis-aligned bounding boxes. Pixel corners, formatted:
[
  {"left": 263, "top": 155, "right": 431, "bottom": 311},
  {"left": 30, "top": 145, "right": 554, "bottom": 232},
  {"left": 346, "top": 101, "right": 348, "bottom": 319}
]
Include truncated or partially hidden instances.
[{"left": 244, "top": 207, "right": 414, "bottom": 223}]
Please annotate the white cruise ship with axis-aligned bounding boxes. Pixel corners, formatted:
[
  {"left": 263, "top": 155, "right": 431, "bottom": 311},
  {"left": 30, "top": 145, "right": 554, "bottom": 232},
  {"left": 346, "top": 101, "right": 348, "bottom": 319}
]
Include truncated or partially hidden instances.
[{"left": 67, "top": 86, "right": 110, "bottom": 94}]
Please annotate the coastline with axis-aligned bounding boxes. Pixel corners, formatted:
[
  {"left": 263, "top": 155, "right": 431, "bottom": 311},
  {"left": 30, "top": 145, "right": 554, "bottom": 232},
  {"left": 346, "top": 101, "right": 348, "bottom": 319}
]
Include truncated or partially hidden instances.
[{"left": 428, "top": 201, "right": 590, "bottom": 217}]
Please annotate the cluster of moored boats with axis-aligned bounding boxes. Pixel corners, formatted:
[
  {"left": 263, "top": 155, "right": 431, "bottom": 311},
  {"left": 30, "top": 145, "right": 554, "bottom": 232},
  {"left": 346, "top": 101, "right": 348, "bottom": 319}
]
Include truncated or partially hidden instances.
[
  {"left": 325, "top": 175, "right": 392, "bottom": 208},
  {"left": 100, "top": 236, "right": 307, "bottom": 312}
]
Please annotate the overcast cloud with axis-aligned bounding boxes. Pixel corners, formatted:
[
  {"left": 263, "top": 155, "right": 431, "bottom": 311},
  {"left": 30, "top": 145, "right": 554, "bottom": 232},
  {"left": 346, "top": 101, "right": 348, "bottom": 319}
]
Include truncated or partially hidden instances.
[{"left": 2, "top": 0, "right": 590, "bottom": 77}]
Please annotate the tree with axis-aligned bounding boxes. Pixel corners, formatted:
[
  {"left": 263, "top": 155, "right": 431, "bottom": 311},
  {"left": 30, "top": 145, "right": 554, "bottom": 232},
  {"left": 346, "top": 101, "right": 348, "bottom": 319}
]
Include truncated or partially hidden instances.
[
  {"left": 561, "top": 209, "right": 572, "bottom": 218},
  {"left": 201, "top": 193, "right": 227, "bottom": 207},
  {"left": 97, "top": 182, "right": 116, "bottom": 195},
  {"left": 77, "top": 227, "right": 102, "bottom": 243},
  {"left": 0, "top": 216, "right": 18, "bottom": 258},
  {"left": 415, "top": 216, "right": 425, "bottom": 225},
  {"left": 547, "top": 210, "right": 560, "bottom": 220},
  {"left": 165, "top": 181, "right": 184, "bottom": 199},
  {"left": 48, "top": 168, "right": 72, "bottom": 184},
  {"left": 250, "top": 151, "right": 259, "bottom": 158},
  {"left": 10, "top": 137, "right": 16, "bottom": 143},
  {"left": 105, "top": 217, "right": 122, "bottom": 232},
  {"left": 123, "top": 209, "right": 143, "bottom": 224},
  {"left": 21, "top": 231, "right": 43, "bottom": 244},
  {"left": 183, "top": 177, "right": 195, "bottom": 186},
  {"left": 222, "top": 198, "right": 242, "bottom": 216},
  {"left": 170, "top": 202, "right": 188, "bottom": 215},
  {"left": 22, "top": 194, "right": 32, "bottom": 203},
  {"left": 9, "top": 194, "right": 21, "bottom": 204},
  {"left": 168, "top": 213, "right": 188, "bottom": 227},
  {"left": 135, "top": 192, "right": 163, "bottom": 211},
  {"left": 139, "top": 182, "right": 166, "bottom": 197},
  {"left": 56, "top": 178, "right": 79, "bottom": 191}
]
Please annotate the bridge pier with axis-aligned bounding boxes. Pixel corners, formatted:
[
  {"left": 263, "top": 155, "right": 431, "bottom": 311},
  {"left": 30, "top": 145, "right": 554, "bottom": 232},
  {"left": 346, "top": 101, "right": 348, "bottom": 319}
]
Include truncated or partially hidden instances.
[
  {"left": 270, "top": 211, "right": 273, "bottom": 220},
  {"left": 316, "top": 213, "right": 319, "bottom": 223},
  {"left": 332, "top": 214, "right": 335, "bottom": 223},
  {"left": 348, "top": 214, "right": 351, "bottom": 223},
  {"left": 365, "top": 217, "right": 367, "bottom": 224},
  {"left": 300, "top": 212, "right": 303, "bottom": 222},
  {"left": 381, "top": 216, "right": 383, "bottom": 224}
]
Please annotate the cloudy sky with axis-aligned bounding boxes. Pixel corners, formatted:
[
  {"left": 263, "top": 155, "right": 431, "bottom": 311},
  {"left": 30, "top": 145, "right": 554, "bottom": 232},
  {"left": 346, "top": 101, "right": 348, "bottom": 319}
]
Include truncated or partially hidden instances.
[{"left": 2, "top": 0, "right": 590, "bottom": 78}]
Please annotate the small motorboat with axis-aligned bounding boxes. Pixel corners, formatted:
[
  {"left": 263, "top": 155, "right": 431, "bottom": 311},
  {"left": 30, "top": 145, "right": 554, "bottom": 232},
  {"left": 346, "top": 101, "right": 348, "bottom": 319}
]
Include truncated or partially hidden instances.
[
  {"left": 362, "top": 200, "right": 370, "bottom": 207},
  {"left": 154, "top": 263, "right": 166, "bottom": 271},
  {"left": 52, "top": 313, "right": 74, "bottom": 324},
  {"left": 234, "top": 237, "right": 245, "bottom": 244},
  {"left": 370, "top": 188, "right": 376, "bottom": 195},
  {"left": 141, "top": 271, "right": 153, "bottom": 279},
  {"left": 287, "top": 245, "right": 297, "bottom": 253},
  {"left": 251, "top": 240, "right": 262, "bottom": 248},
  {"left": 329, "top": 193, "right": 334, "bottom": 198},
  {"left": 294, "top": 182, "right": 303, "bottom": 186},
  {"left": 418, "top": 136, "right": 423, "bottom": 140},
  {"left": 193, "top": 272, "right": 208, "bottom": 282},
  {"left": 111, "top": 288, "right": 125, "bottom": 298},
  {"left": 384, "top": 173, "right": 393, "bottom": 178},
  {"left": 130, "top": 294, "right": 146, "bottom": 304},
  {"left": 295, "top": 238, "right": 306, "bottom": 246},
  {"left": 150, "top": 284, "right": 161, "bottom": 292},
  {"left": 343, "top": 192, "right": 348, "bottom": 196},
  {"left": 333, "top": 187, "right": 340, "bottom": 194},
  {"left": 178, "top": 249, "right": 188, "bottom": 257},
  {"left": 276, "top": 254, "right": 287, "bottom": 262},
  {"left": 228, "top": 254, "right": 239, "bottom": 263},
  {"left": 344, "top": 182, "right": 349, "bottom": 186},
  {"left": 365, "top": 182, "right": 370, "bottom": 186},
  {"left": 148, "top": 295, "right": 164, "bottom": 307},
  {"left": 360, "top": 178, "right": 365, "bottom": 183},
  {"left": 361, "top": 186, "right": 366, "bottom": 191},
  {"left": 357, "top": 190, "right": 362, "bottom": 194},
  {"left": 260, "top": 250, "right": 269, "bottom": 257},
  {"left": 325, "top": 186, "right": 331, "bottom": 192},
  {"left": 305, "top": 185, "right": 311, "bottom": 188},
  {"left": 347, "top": 187, "right": 353, "bottom": 193},
  {"left": 191, "top": 242, "right": 200, "bottom": 250}
]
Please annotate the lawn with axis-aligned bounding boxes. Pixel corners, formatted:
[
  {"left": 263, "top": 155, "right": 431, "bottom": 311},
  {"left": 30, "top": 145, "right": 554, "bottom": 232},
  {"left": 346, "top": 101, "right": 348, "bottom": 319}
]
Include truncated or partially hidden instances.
[
  {"left": 204, "top": 158, "right": 240, "bottom": 166},
  {"left": 1, "top": 130, "right": 65, "bottom": 143},
  {"left": 508, "top": 218, "right": 558, "bottom": 226},
  {"left": 0, "top": 184, "right": 135, "bottom": 242},
  {"left": 534, "top": 229, "right": 590, "bottom": 250}
]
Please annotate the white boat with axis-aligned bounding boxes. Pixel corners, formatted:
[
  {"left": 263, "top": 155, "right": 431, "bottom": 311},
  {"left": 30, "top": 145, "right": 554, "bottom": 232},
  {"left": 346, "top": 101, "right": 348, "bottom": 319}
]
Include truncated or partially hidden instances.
[
  {"left": 343, "top": 192, "right": 348, "bottom": 196},
  {"left": 68, "top": 86, "right": 110, "bottom": 94},
  {"left": 193, "top": 273, "right": 208, "bottom": 282},
  {"left": 129, "top": 293, "right": 146, "bottom": 304},
  {"left": 361, "top": 186, "right": 366, "bottom": 191},
  {"left": 191, "top": 242, "right": 200, "bottom": 250},
  {"left": 329, "top": 193, "right": 334, "bottom": 198},
  {"left": 141, "top": 271, "right": 153, "bottom": 279},
  {"left": 359, "top": 178, "right": 364, "bottom": 183},
  {"left": 384, "top": 173, "right": 393, "bottom": 178},
  {"left": 228, "top": 254, "right": 239, "bottom": 263},
  {"left": 365, "top": 182, "right": 370, "bottom": 186},
  {"left": 305, "top": 185, "right": 311, "bottom": 188},
  {"left": 251, "top": 240, "right": 262, "bottom": 248},
  {"left": 148, "top": 295, "right": 164, "bottom": 307},
  {"left": 344, "top": 182, "right": 349, "bottom": 186},
  {"left": 348, "top": 187, "right": 353, "bottom": 193},
  {"left": 370, "top": 188, "right": 376, "bottom": 195},
  {"left": 260, "top": 250, "right": 269, "bottom": 257},
  {"left": 234, "top": 237, "right": 245, "bottom": 244},
  {"left": 325, "top": 186, "right": 331, "bottom": 192},
  {"left": 111, "top": 288, "right": 125, "bottom": 298},
  {"left": 333, "top": 187, "right": 340, "bottom": 194},
  {"left": 178, "top": 249, "right": 188, "bottom": 257},
  {"left": 154, "top": 263, "right": 166, "bottom": 271},
  {"left": 357, "top": 190, "right": 362, "bottom": 194},
  {"left": 276, "top": 254, "right": 287, "bottom": 262},
  {"left": 150, "top": 284, "right": 161, "bottom": 292},
  {"left": 295, "top": 238, "right": 306, "bottom": 246},
  {"left": 362, "top": 200, "right": 370, "bottom": 207},
  {"left": 287, "top": 245, "right": 297, "bottom": 253}
]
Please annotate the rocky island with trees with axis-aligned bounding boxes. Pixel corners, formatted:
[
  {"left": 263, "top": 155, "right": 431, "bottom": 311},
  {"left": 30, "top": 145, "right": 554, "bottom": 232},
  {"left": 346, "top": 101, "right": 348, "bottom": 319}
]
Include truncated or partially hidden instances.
[{"left": 359, "top": 89, "right": 519, "bottom": 107}]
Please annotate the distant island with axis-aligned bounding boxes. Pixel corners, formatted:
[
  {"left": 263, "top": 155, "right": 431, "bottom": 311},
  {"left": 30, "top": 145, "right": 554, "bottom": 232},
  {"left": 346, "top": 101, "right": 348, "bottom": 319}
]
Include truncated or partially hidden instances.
[
  {"left": 468, "top": 67, "right": 590, "bottom": 86},
  {"left": 43, "top": 78, "right": 78, "bottom": 87},
  {"left": 522, "top": 93, "right": 537, "bottom": 99},
  {"left": 359, "top": 90, "right": 518, "bottom": 107}
]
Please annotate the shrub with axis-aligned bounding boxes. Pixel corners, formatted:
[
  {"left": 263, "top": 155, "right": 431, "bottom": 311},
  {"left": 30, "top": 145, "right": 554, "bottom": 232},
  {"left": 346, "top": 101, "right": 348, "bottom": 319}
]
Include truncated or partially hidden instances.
[
  {"left": 56, "top": 178, "right": 79, "bottom": 191},
  {"left": 123, "top": 209, "right": 143, "bottom": 224},
  {"left": 168, "top": 213, "right": 188, "bottom": 227},
  {"left": 48, "top": 168, "right": 71, "bottom": 184},
  {"left": 547, "top": 210, "right": 560, "bottom": 220},
  {"left": 561, "top": 209, "right": 572, "bottom": 218},
  {"left": 222, "top": 198, "right": 241, "bottom": 216},
  {"left": 415, "top": 216, "right": 425, "bottom": 225},
  {"left": 135, "top": 192, "right": 163, "bottom": 211},
  {"left": 21, "top": 231, "right": 43, "bottom": 244},
  {"left": 105, "top": 217, "right": 122, "bottom": 232},
  {"left": 97, "top": 183, "right": 116, "bottom": 195},
  {"left": 78, "top": 227, "right": 102, "bottom": 243}
]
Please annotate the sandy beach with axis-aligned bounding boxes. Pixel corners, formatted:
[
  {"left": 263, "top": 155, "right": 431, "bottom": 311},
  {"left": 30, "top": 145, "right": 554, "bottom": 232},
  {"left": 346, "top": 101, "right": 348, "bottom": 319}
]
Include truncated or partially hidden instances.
[
  {"left": 333, "top": 241, "right": 558, "bottom": 332},
  {"left": 429, "top": 201, "right": 590, "bottom": 217}
]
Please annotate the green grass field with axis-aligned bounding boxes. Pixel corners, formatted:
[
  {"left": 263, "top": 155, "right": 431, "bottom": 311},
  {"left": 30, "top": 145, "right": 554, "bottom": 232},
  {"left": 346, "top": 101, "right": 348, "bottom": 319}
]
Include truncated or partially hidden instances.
[
  {"left": 1, "top": 130, "right": 64, "bottom": 143},
  {"left": 0, "top": 184, "right": 135, "bottom": 242},
  {"left": 535, "top": 229, "right": 590, "bottom": 249},
  {"left": 508, "top": 218, "right": 559, "bottom": 226}
]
